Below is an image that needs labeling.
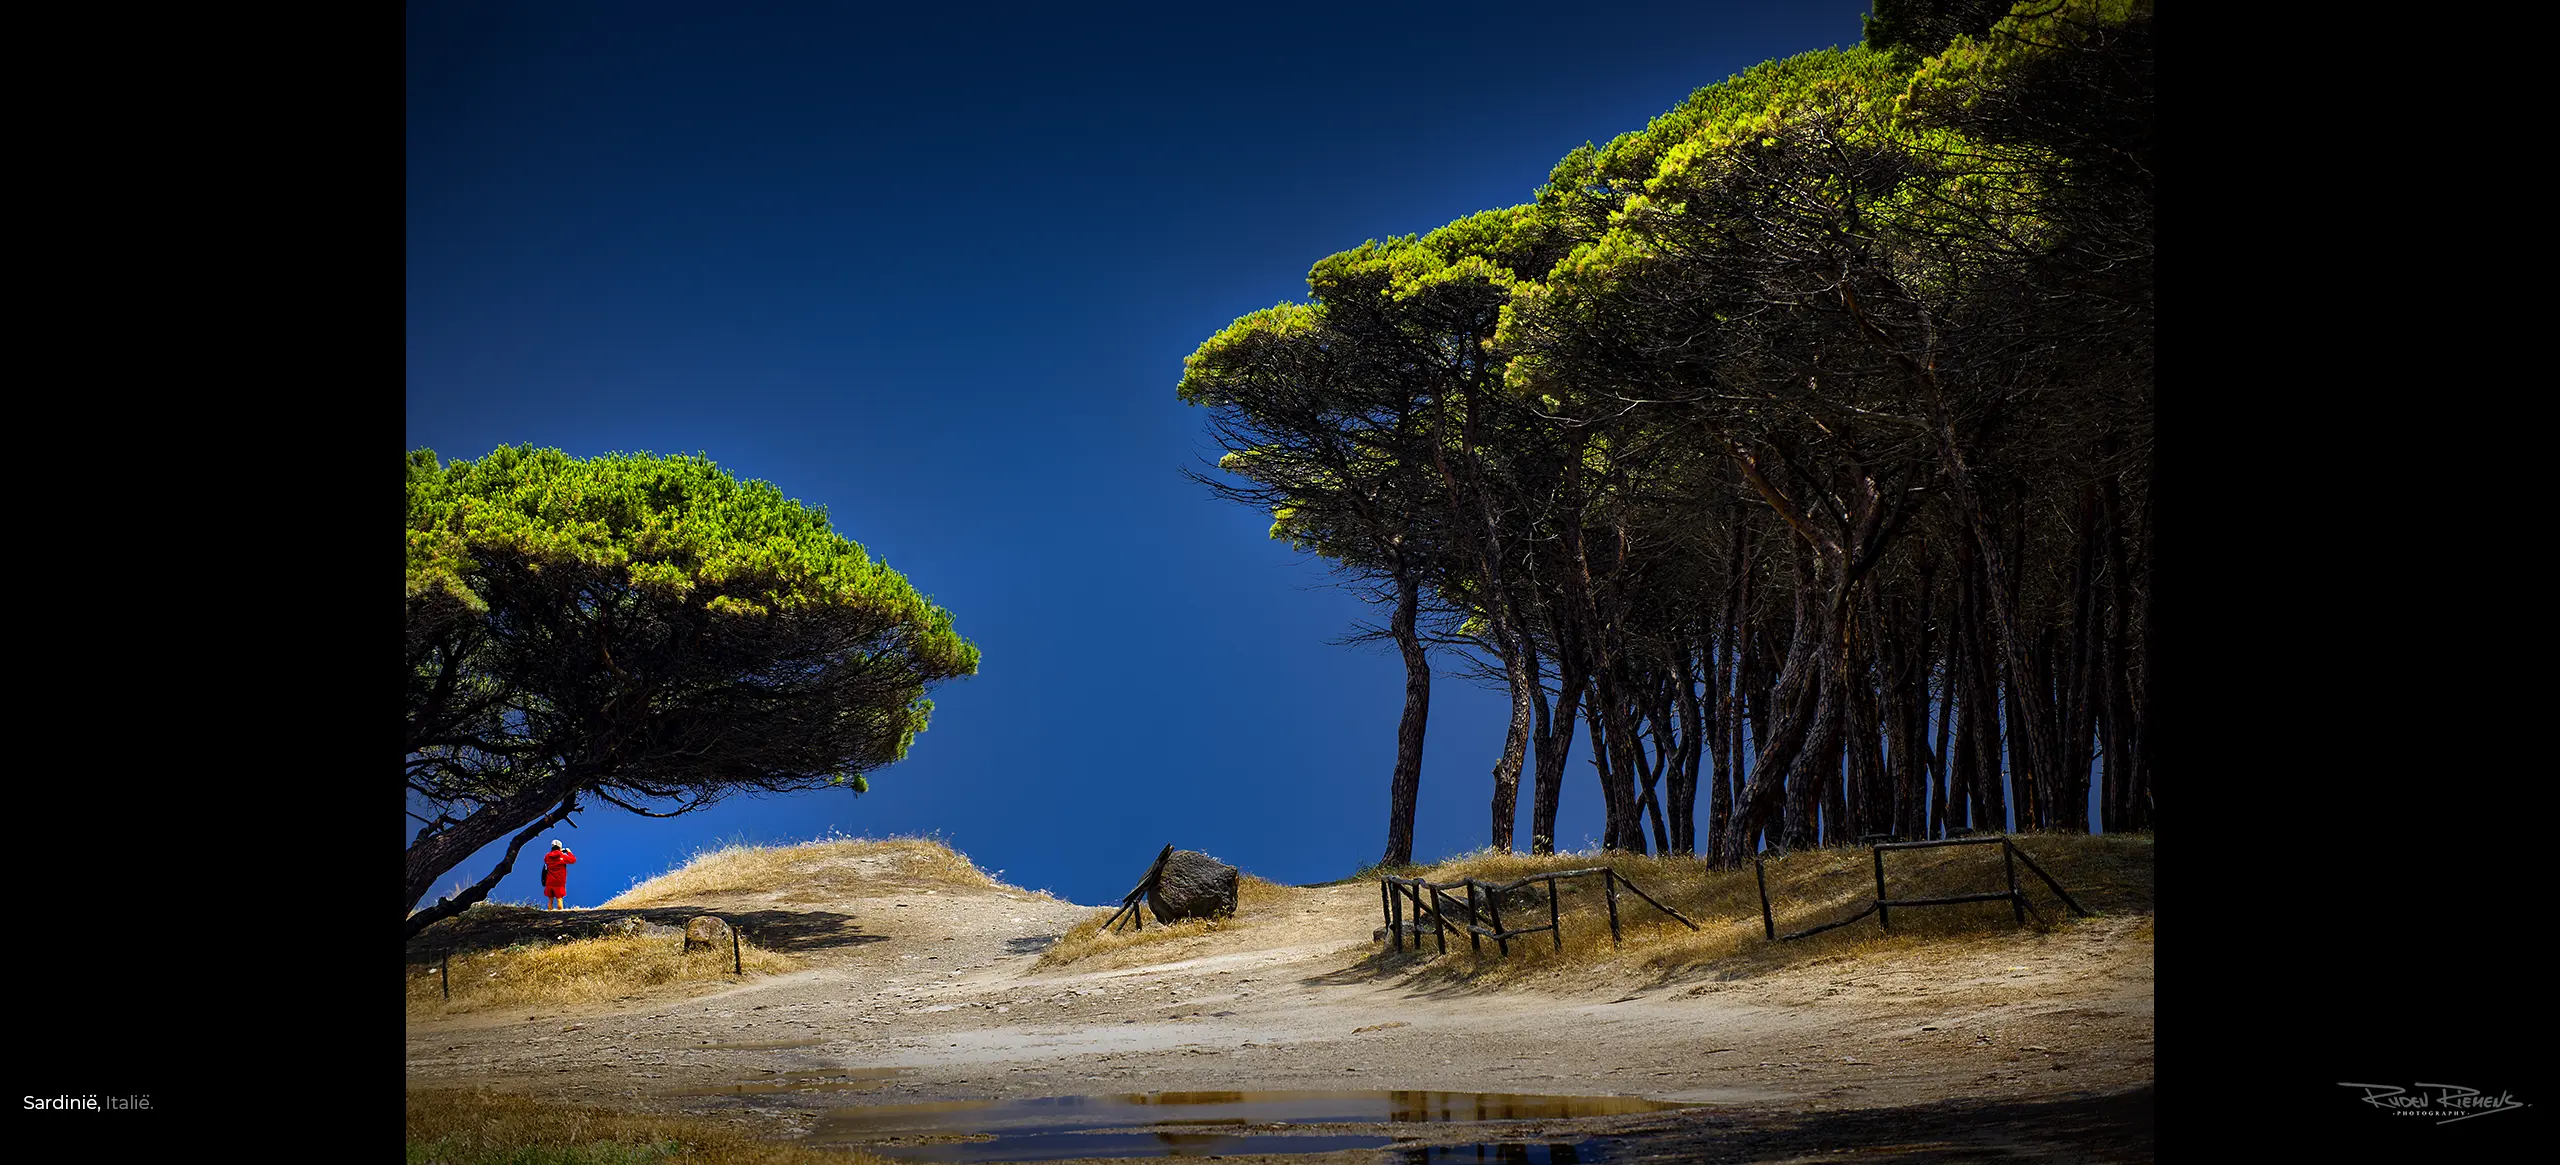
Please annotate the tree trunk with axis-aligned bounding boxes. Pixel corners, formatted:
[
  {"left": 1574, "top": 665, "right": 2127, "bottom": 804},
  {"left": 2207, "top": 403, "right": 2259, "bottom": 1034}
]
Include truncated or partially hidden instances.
[
  {"left": 2008, "top": 627, "right": 2042, "bottom": 833},
  {"left": 2002, "top": 504, "right": 2042, "bottom": 834},
  {"left": 1936, "top": 422, "right": 2060, "bottom": 841},
  {"left": 1604, "top": 678, "right": 1648, "bottom": 853},
  {"left": 1581, "top": 680, "right": 1624, "bottom": 849},
  {"left": 1707, "top": 516, "right": 1744, "bottom": 859},
  {"left": 1705, "top": 617, "right": 1734, "bottom": 860},
  {"left": 1920, "top": 541, "right": 1947, "bottom": 838},
  {"left": 1971, "top": 562, "right": 2007, "bottom": 835},
  {"left": 405, "top": 773, "right": 581, "bottom": 916},
  {"left": 2098, "top": 458, "right": 2129, "bottom": 833},
  {"left": 1489, "top": 618, "right": 1535, "bottom": 853},
  {"left": 404, "top": 788, "right": 581, "bottom": 940},
  {"left": 1531, "top": 628, "right": 1585, "bottom": 855},
  {"left": 1956, "top": 533, "right": 1999, "bottom": 833},
  {"left": 1714, "top": 584, "right": 1830, "bottom": 866},
  {"left": 1747, "top": 623, "right": 1772, "bottom": 793},
  {"left": 2059, "top": 483, "right": 2100, "bottom": 833},
  {"left": 1781, "top": 544, "right": 1823, "bottom": 851},
  {"left": 1673, "top": 645, "right": 1705, "bottom": 855},
  {"left": 1817, "top": 681, "right": 1848, "bottom": 848},
  {"left": 1382, "top": 569, "right": 1430, "bottom": 867},
  {"left": 1444, "top": 347, "right": 1538, "bottom": 855},
  {"left": 1637, "top": 747, "right": 1670, "bottom": 857},
  {"left": 1842, "top": 613, "right": 1878, "bottom": 841},
  {"left": 1641, "top": 673, "right": 1678, "bottom": 855},
  {"left": 2127, "top": 480, "right": 2152, "bottom": 830}
]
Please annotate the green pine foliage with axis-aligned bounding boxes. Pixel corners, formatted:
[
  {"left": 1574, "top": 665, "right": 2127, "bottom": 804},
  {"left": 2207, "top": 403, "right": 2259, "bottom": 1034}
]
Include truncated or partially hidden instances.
[
  {"left": 1181, "top": 1, "right": 2154, "bottom": 856},
  {"left": 406, "top": 447, "right": 978, "bottom": 922}
]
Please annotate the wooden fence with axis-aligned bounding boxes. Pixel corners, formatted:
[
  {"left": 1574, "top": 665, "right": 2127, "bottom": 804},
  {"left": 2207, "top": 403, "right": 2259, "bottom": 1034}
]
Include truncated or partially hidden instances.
[
  {"left": 1100, "top": 844, "right": 1176, "bottom": 933},
  {"left": 1376, "top": 867, "right": 1697, "bottom": 957},
  {"left": 1760, "top": 835, "right": 2090, "bottom": 941}
]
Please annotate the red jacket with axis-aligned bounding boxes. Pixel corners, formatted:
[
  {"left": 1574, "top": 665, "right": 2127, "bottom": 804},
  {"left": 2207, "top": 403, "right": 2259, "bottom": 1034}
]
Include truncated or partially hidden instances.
[{"left": 542, "top": 848, "right": 576, "bottom": 895}]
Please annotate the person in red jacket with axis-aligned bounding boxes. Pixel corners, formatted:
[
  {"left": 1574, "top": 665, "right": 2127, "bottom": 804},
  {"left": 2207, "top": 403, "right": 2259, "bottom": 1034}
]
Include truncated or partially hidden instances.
[{"left": 542, "top": 839, "right": 577, "bottom": 910}]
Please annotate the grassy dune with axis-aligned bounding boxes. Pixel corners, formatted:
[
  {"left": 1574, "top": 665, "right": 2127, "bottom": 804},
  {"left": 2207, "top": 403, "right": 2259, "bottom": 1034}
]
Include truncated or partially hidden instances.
[
  {"left": 604, "top": 834, "right": 1024, "bottom": 908},
  {"left": 405, "top": 931, "right": 798, "bottom": 1015},
  {"left": 1026, "top": 832, "right": 2150, "bottom": 981},
  {"left": 1033, "top": 873, "right": 1292, "bottom": 968},
  {"left": 1386, "top": 831, "right": 2153, "bottom": 983},
  {"left": 409, "top": 834, "right": 1024, "bottom": 1014}
]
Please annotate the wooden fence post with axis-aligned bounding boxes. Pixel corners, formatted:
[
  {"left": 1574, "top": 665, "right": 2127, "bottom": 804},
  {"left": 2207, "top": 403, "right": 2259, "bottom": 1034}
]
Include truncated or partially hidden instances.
[
  {"left": 1603, "top": 869, "right": 1622, "bottom": 945},
  {"left": 1754, "top": 858, "right": 1775, "bottom": 941},
  {"left": 1390, "top": 880, "right": 1405, "bottom": 952},
  {"left": 732, "top": 926, "right": 743, "bottom": 975},
  {"left": 441, "top": 953, "right": 450, "bottom": 1001},
  {"left": 1465, "top": 884, "right": 1482, "bottom": 953},
  {"left": 1874, "top": 847, "right": 1892, "bottom": 932},
  {"left": 1546, "top": 876, "right": 1562, "bottom": 952},
  {"left": 1485, "top": 884, "right": 1508, "bottom": 957},
  {"left": 2003, "top": 839, "right": 2024, "bottom": 923}
]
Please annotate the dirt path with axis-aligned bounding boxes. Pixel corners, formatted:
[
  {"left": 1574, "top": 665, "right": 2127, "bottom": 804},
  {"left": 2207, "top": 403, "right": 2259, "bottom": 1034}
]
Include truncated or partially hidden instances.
[{"left": 406, "top": 856, "right": 2153, "bottom": 1162}]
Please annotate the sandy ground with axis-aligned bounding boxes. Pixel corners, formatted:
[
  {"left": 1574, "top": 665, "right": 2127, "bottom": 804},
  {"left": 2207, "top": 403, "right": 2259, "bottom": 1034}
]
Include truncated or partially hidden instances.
[{"left": 405, "top": 851, "right": 2153, "bottom": 1162}]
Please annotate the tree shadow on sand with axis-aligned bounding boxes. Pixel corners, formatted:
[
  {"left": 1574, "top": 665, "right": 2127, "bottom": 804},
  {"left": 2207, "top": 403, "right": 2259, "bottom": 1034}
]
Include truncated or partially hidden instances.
[
  {"left": 404, "top": 905, "right": 889, "bottom": 964},
  {"left": 1295, "top": 942, "right": 1537, "bottom": 1000}
]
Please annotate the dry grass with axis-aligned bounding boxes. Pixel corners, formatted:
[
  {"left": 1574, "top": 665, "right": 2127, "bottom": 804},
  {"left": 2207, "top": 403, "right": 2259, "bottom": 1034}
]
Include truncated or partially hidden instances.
[
  {"left": 406, "top": 933, "right": 798, "bottom": 1016},
  {"left": 1379, "top": 832, "right": 2153, "bottom": 985},
  {"left": 407, "top": 1088, "right": 892, "bottom": 1165},
  {"left": 604, "top": 834, "right": 1024, "bottom": 908},
  {"left": 1033, "top": 874, "right": 1290, "bottom": 969}
]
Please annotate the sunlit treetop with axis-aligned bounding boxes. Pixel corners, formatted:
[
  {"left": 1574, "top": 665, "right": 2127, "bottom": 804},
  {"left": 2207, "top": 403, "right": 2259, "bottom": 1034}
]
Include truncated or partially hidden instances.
[{"left": 406, "top": 445, "right": 977, "bottom": 677}]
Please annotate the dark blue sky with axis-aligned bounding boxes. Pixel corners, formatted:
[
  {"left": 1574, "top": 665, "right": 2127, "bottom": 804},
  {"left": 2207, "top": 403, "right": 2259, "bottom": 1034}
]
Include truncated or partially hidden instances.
[{"left": 407, "top": 1, "right": 1878, "bottom": 908}]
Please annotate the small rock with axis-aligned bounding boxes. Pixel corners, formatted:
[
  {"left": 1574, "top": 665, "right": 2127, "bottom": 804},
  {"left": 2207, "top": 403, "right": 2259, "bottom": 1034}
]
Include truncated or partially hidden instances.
[{"left": 684, "top": 916, "right": 733, "bottom": 951}]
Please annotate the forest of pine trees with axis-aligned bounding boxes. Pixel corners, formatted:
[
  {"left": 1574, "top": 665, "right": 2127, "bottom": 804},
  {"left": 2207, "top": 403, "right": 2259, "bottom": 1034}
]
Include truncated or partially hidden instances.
[{"left": 1180, "top": 1, "right": 2152, "bottom": 867}]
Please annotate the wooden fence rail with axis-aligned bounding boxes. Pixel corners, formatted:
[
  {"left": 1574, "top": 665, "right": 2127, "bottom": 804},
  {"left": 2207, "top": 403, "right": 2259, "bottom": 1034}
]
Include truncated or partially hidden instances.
[
  {"left": 1102, "top": 844, "right": 1176, "bottom": 934},
  {"left": 1378, "top": 867, "right": 1696, "bottom": 958},
  {"left": 1763, "top": 835, "right": 2092, "bottom": 942}
]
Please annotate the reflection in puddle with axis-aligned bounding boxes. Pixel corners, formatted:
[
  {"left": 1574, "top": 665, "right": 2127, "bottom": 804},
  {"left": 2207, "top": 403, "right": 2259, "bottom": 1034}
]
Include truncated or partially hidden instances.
[
  {"left": 859, "top": 1131, "right": 1395, "bottom": 1162},
  {"left": 813, "top": 1091, "right": 1677, "bottom": 1162},
  {"left": 691, "top": 1037, "right": 827, "bottom": 1050},
  {"left": 1403, "top": 1142, "right": 1591, "bottom": 1164},
  {"left": 663, "top": 1067, "right": 907, "bottom": 1096}
]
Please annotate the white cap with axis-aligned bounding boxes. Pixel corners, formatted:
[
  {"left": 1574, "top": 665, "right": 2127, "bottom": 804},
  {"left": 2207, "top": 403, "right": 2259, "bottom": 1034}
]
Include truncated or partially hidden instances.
[{"left": 551, "top": 839, "right": 563, "bottom": 849}]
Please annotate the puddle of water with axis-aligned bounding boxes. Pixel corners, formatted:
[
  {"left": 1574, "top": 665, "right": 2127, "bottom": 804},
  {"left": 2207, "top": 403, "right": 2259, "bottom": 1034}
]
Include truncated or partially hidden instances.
[
  {"left": 1402, "top": 1142, "right": 1593, "bottom": 1164},
  {"left": 662, "top": 1067, "right": 907, "bottom": 1096},
  {"left": 812, "top": 1091, "right": 1678, "bottom": 1161},
  {"left": 690, "top": 1037, "right": 827, "bottom": 1050},
  {"left": 862, "top": 1131, "right": 1395, "bottom": 1163}
]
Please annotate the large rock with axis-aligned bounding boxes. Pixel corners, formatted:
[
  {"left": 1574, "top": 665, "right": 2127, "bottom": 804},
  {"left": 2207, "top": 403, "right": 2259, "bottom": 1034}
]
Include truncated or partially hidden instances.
[
  {"left": 684, "top": 915, "right": 733, "bottom": 951},
  {"left": 1147, "top": 850, "right": 1239, "bottom": 924}
]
